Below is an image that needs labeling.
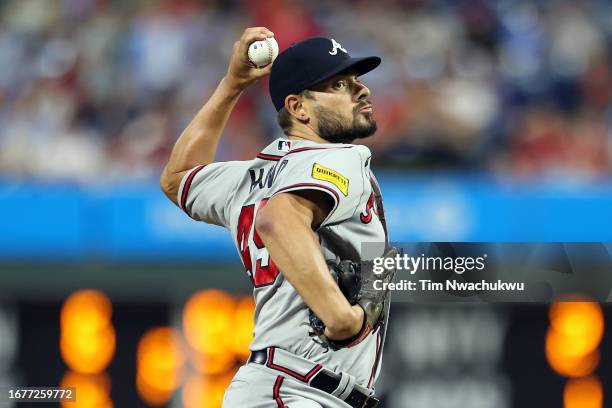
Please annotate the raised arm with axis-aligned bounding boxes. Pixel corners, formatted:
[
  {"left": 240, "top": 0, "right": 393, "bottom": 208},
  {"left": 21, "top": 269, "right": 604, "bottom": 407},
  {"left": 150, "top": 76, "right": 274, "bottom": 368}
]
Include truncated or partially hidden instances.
[
  {"left": 255, "top": 191, "right": 365, "bottom": 342},
  {"left": 160, "top": 27, "right": 274, "bottom": 205}
]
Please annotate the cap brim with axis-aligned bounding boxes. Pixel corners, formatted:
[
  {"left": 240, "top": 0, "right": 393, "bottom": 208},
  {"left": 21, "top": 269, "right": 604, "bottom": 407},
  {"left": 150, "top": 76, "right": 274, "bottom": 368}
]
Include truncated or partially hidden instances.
[{"left": 303, "top": 56, "right": 381, "bottom": 90}]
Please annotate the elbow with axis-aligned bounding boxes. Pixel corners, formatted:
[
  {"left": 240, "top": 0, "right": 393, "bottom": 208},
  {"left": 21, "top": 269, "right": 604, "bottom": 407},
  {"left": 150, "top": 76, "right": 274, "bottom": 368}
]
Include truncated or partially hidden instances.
[
  {"left": 254, "top": 207, "right": 279, "bottom": 239},
  {"left": 159, "top": 168, "right": 177, "bottom": 203}
]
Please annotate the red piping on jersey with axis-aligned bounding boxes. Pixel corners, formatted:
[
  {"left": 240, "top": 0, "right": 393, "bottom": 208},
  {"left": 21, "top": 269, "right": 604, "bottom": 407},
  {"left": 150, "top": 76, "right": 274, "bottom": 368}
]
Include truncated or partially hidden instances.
[
  {"left": 285, "top": 146, "right": 354, "bottom": 156},
  {"left": 256, "top": 153, "right": 283, "bottom": 161},
  {"left": 257, "top": 146, "right": 352, "bottom": 161},
  {"left": 180, "top": 164, "right": 208, "bottom": 214},
  {"left": 367, "top": 329, "right": 383, "bottom": 389},
  {"left": 275, "top": 183, "right": 340, "bottom": 205},
  {"left": 273, "top": 376, "right": 288, "bottom": 408},
  {"left": 267, "top": 347, "right": 323, "bottom": 383}
]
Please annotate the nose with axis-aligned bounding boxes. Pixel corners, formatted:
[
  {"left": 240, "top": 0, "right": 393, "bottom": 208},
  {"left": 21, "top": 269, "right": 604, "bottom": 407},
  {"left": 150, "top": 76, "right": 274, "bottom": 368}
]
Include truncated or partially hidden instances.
[{"left": 353, "top": 81, "right": 371, "bottom": 102}]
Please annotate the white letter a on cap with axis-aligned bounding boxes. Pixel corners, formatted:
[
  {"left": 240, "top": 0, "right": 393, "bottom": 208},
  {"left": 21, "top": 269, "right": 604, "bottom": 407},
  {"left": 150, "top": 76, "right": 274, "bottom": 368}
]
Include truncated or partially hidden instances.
[{"left": 329, "top": 39, "right": 347, "bottom": 55}]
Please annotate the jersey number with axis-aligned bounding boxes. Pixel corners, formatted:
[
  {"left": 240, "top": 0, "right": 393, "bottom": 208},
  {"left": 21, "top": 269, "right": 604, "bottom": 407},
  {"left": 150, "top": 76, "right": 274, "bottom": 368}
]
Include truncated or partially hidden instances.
[{"left": 236, "top": 199, "right": 280, "bottom": 287}]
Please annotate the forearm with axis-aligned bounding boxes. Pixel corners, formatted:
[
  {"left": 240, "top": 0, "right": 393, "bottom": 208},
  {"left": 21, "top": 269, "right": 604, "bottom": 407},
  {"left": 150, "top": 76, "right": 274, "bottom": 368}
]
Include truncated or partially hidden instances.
[
  {"left": 164, "top": 77, "right": 241, "bottom": 175},
  {"left": 256, "top": 203, "right": 363, "bottom": 340}
]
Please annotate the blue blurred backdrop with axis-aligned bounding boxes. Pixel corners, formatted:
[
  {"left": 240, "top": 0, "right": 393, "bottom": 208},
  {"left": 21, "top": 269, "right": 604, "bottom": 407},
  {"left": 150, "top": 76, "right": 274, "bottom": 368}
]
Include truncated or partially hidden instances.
[{"left": 2, "top": 175, "right": 612, "bottom": 261}]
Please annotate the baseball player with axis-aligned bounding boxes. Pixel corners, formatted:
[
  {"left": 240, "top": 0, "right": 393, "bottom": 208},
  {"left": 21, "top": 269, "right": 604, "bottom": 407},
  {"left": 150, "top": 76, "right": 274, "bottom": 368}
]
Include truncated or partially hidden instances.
[{"left": 160, "top": 27, "right": 395, "bottom": 408}]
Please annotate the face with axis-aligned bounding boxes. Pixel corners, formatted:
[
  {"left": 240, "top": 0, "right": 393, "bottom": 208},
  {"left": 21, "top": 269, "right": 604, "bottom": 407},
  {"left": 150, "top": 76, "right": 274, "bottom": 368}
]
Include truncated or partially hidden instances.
[{"left": 304, "top": 71, "right": 376, "bottom": 143}]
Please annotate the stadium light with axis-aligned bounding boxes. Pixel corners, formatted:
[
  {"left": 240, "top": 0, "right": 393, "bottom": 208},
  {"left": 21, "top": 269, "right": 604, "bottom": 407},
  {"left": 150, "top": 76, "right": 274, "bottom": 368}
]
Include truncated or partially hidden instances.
[
  {"left": 546, "top": 298, "right": 604, "bottom": 408},
  {"left": 136, "top": 327, "right": 185, "bottom": 406},
  {"left": 182, "top": 289, "right": 237, "bottom": 356},
  {"left": 232, "top": 297, "right": 255, "bottom": 362},
  {"left": 182, "top": 372, "right": 234, "bottom": 408},
  {"left": 60, "top": 371, "right": 113, "bottom": 408},
  {"left": 563, "top": 376, "right": 603, "bottom": 408},
  {"left": 60, "top": 290, "right": 115, "bottom": 374}
]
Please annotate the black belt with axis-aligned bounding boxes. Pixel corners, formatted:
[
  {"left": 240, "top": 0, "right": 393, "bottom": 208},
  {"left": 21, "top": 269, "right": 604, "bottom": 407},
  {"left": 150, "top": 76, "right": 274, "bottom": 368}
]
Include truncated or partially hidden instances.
[{"left": 248, "top": 348, "right": 379, "bottom": 408}]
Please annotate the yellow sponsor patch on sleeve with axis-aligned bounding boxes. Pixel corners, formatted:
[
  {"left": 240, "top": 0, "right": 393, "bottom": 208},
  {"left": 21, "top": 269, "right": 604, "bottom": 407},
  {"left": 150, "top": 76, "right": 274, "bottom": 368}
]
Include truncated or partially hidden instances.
[{"left": 312, "top": 163, "right": 349, "bottom": 196}]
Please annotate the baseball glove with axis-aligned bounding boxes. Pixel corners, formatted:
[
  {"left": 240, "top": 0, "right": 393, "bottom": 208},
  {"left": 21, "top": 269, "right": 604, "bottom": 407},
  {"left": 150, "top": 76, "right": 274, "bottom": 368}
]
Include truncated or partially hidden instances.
[{"left": 309, "top": 246, "right": 398, "bottom": 350}]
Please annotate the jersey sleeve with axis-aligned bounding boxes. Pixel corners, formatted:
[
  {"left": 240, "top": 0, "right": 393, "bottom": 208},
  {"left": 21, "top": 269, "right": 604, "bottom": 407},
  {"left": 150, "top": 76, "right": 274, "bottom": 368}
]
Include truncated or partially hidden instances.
[
  {"left": 177, "top": 161, "right": 240, "bottom": 227},
  {"left": 271, "top": 147, "right": 369, "bottom": 227}
]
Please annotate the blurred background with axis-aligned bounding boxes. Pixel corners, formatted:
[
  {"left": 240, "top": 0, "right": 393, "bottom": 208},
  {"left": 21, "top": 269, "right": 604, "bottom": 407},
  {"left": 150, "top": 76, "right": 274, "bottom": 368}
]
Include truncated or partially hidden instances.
[{"left": 0, "top": 0, "right": 611, "bottom": 407}]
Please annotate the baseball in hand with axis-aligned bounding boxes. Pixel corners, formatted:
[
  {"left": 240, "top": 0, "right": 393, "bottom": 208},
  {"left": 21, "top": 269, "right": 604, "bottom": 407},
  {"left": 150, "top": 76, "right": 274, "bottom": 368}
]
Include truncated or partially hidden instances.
[{"left": 248, "top": 37, "right": 279, "bottom": 68}]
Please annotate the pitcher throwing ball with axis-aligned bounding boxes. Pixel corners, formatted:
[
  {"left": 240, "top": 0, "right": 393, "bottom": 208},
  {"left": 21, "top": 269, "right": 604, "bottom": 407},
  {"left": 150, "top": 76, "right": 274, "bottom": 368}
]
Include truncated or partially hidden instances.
[{"left": 161, "top": 27, "right": 397, "bottom": 408}]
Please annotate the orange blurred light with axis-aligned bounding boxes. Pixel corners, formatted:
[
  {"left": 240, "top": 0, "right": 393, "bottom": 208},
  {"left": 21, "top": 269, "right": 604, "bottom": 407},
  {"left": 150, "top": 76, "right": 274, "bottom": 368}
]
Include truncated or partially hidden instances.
[
  {"left": 232, "top": 297, "right": 255, "bottom": 361},
  {"left": 564, "top": 376, "right": 603, "bottom": 408},
  {"left": 60, "top": 290, "right": 115, "bottom": 374},
  {"left": 137, "top": 327, "right": 186, "bottom": 382},
  {"left": 60, "top": 371, "right": 112, "bottom": 408},
  {"left": 183, "top": 290, "right": 237, "bottom": 355},
  {"left": 546, "top": 328, "right": 601, "bottom": 378},
  {"left": 182, "top": 372, "right": 236, "bottom": 408},
  {"left": 137, "top": 371, "right": 174, "bottom": 407},
  {"left": 61, "top": 325, "right": 116, "bottom": 374},
  {"left": 61, "top": 290, "right": 112, "bottom": 333},
  {"left": 550, "top": 300, "right": 604, "bottom": 350},
  {"left": 190, "top": 348, "right": 237, "bottom": 376},
  {"left": 136, "top": 327, "right": 185, "bottom": 406}
]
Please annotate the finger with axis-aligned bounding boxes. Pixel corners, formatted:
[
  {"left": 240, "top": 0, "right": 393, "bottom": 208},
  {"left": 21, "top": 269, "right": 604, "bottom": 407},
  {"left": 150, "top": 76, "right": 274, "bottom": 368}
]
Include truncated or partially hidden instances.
[
  {"left": 242, "top": 26, "right": 274, "bottom": 38},
  {"left": 241, "top": 31, "right": 274, "bottom": 50},
  {"left": 240, "top": 27, "right": 274, "bottom": 45}
]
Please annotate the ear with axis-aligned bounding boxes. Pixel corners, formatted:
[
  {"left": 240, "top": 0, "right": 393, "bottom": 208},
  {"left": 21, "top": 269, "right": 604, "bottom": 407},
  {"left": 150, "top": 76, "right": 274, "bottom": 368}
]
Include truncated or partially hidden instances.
[{"left": 285, "top": 94, "right": 309, "bottom": 122}]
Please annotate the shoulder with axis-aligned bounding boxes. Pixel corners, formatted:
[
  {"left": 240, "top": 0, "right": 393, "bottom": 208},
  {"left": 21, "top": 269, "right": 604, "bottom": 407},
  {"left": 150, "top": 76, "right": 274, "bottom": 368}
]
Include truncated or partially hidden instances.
[
  {"left": 181, "top": 160, "right": 250, "bottom": 194},
  {"left": 272, "top": 145, "right": 370, "bottom": 200},
  {"left": 191, "top": 159, "right": 252, "bottom": 176},
  {"left": 282, "top": 144, "right": 372, "bottom": 178}
]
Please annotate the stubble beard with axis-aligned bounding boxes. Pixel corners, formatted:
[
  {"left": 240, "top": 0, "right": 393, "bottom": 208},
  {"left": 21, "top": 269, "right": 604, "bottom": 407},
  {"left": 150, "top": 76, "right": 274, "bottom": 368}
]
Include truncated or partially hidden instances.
[{"left": 314, "top": 105, "right": 377, "bottom": 144}]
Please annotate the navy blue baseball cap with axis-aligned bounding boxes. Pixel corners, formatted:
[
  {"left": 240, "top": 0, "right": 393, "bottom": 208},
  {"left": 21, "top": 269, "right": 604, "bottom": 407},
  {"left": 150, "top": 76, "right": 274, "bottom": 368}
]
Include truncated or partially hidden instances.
[{"left": 269, "top": 37, "right": 381, "bottom": 111}]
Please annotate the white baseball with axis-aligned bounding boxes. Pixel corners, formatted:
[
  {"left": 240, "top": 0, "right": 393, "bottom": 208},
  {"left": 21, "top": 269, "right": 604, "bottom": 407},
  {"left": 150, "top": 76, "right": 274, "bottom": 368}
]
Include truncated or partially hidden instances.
[{"left": 248, "top": 37, "right": 279, "bottom": 68}]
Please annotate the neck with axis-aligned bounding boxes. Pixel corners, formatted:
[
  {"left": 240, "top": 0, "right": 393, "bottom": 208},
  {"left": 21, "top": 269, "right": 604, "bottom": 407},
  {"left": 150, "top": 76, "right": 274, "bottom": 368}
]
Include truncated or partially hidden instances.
[{"left": 287, "top": 123, "right": 331, "bottom": 144}]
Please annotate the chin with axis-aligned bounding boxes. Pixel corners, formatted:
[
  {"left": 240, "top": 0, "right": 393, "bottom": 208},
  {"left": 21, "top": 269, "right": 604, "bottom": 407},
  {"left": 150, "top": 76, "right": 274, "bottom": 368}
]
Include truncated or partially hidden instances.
[
  {"left": 358, "top": 111, "right": 375, "bottom": 123},
  {"left": 358, "top": 114, "right": 376, "bottom": 128},
  {"left": 353, "top": 122, "right": 377, "bottom": 140}
]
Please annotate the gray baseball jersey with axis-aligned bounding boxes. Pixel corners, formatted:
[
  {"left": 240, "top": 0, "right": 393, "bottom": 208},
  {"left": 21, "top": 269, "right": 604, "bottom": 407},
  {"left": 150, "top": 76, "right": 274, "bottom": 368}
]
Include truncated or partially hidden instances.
[{"left": 178, "top": 138, "right": 389, "bottom": 389}]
